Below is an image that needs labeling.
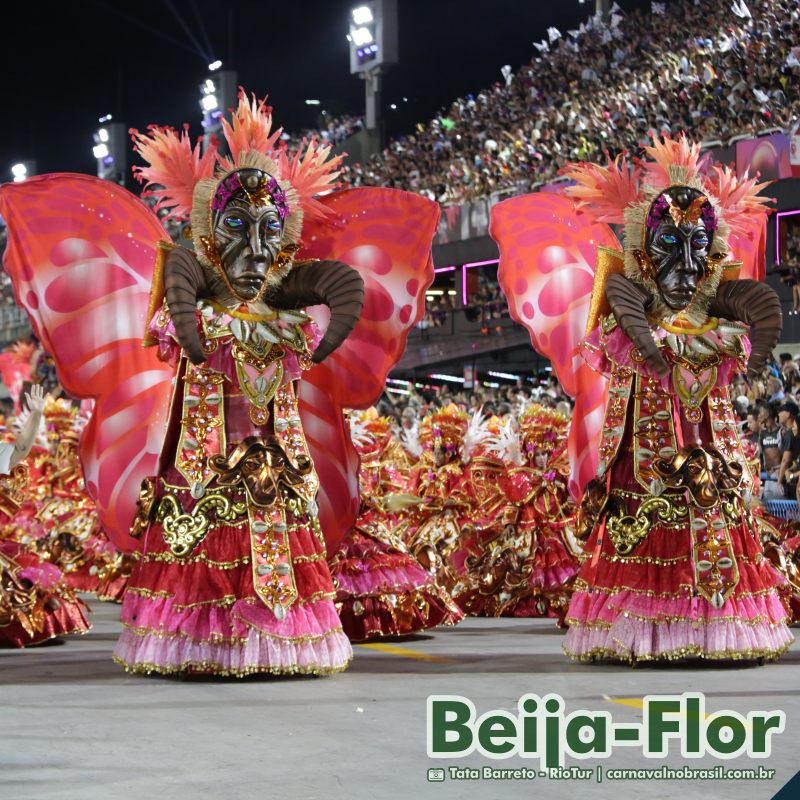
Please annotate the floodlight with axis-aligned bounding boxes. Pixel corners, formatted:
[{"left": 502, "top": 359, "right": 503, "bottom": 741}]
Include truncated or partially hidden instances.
[
  {"left": 93, "top": 143, "right": 109, "bottom": 159},
  {"left": 97, "top": 128, "right": 109, "bottom": 143},
  {"left": 201, "top": 94, "right": 219, "bottom": 111},
  {"left": 11, "top": 163, "right": 27, "bottom": 178},
  {"left": 351, "top": 5, "right": 373, "bottom": 24},
  {"left": 208, "top": 60, "right": 223, "bottom": 71},
  {"left": 350, "top": 26, "right": 374, "bottom": 46},
  {"left": 305, "top": 99, "right": 321, "bottom": 105}
]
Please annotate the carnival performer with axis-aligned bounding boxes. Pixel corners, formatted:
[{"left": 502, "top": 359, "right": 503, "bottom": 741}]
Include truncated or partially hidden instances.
[
  {"left": 1, "top": 384, "right": 90, "bottom": 646},
  {"left": 491, "top": 135, "right": 792, "bottom": 662},
  {"left": 1, "top": 90, "right": 439, "bottom": 675},
  {"left": 330, "top": 410, "right": 462, "bottom": 640},
  {"left": 449, "top": 406, "right": 580, "bottom": 620},
  {"left": 400, "top": 405, "right": 481, "bottom": 579},
  {"left": 445, "top": 413, "right": 516, "bottom": 616},
  {"left": 28, "top": 400, "right": 133, "bottom": 602}
]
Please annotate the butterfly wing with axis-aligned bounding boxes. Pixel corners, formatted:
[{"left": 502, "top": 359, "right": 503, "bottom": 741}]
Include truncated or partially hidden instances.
[
  {"left": 296, "top": 188, "right": 439, "bottom": 550},
  {"left": 0, "top": 173, "right": 173, "bottom": 551},
  {"left": 490, "top": 192, "right": 620, "bottom": 499}
]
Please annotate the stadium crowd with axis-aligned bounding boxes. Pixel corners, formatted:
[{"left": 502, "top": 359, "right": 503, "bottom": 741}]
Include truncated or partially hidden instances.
[{"left": 341, "top": 0, "right": 800, "bottom": 203}]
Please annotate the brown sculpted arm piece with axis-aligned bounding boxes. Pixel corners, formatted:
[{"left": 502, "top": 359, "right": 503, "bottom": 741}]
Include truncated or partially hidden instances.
[
  {"left": 164, "top": 247, "right": 209, "bottom": 365},
  {"left": 605, "top": 273, "right": 669, "bottom": 376},
  {"left": 268, "top": 260, "right": 365, "bottom": 363},
  {"left": 708, "top": 280, "right": 782, "bottom": 379}
]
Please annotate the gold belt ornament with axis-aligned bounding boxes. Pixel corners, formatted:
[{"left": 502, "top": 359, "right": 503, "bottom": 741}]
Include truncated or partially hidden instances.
[
  {"left": 156, "top": 492, "right": 247, "bottom": 557},
  {"left": 606, "top": 495, "right": 689, "bottom": 555}
]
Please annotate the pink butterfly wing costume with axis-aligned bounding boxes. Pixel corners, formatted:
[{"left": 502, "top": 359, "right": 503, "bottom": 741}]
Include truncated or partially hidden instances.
[
  {"left": 491, "top": 139, "right": 793, "bottom": 663},
  {"left": 0, "top": 94, "right": 438, "bottom": 675}
]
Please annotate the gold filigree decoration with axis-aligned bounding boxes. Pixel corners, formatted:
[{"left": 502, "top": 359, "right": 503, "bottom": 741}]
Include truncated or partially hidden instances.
[
  {"left": 606, "top": 496, "right": 689, "bottom": 555},
  {"left": 156, "top": 492, "right": 247, "bottom": 557}
]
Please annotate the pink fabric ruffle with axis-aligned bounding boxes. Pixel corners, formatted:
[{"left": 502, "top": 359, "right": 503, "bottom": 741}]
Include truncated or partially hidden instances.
[
  {"left": 120, "top": 591, "right": 344, "bottom": 640},
  {"left": 114, "top": 626, "right": 352, "bottom": 675},
  {"left": 565, "top": 588, "right": 793, "bottom": 660},
  {"left": 333, "top": 561, "right": 433, "bottom": 596},
  {"left": 115, "top": 590, "right": 352, "bottom": 673}
]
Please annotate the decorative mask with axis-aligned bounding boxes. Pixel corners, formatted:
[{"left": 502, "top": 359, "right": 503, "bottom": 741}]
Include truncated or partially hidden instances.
[
  {"left": 654, "top": 444, "right": 742, "bottom": 508},
  {"left": 210, "top": 435, "right": 312, "bottom": 508},
  {"left": 639, "top": 186, "right": 716, "bottom": 312},
  {"left": 201, "top": 168, "right": 290, "bottom": 303}
]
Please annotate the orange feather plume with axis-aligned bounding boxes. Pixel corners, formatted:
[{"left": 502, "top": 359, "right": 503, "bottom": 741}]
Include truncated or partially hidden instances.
[
  {"left": 641, "top": 133, "right": 706, "bottom": 187},
  {"left": 562, "top": 153, "right": 642, "bottom": 224},
  {"left": 277, "top": 137, "right": 344, "bottom": 224},
  {"left": 220, "top": 89, "right": 283, "bottom": 164},
  {"left": 703, "top": 164, "right": 772, "bottom": 235},
  {"left": 130, "top": 125, "right": 217, "bottom": 220}
]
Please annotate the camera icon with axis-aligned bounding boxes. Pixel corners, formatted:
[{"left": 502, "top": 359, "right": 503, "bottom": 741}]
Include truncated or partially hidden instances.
[{"left": 427, "top": 768, "right": 446, "bottom": 782}]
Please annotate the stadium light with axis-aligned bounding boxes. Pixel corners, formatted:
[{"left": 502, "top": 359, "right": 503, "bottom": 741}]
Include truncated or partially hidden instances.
[
  {"left": 98, "top": 114, "right": 113, "bottom": 123},
  {"left": 11, "top": 163, "right": 27, "bottom": 182},
  {"left": 201, "top": 94, "right": 219, "bottom": 112},
  {"left": 208, "top": 60, "right": 223, "bottom": 71},
  {"left": 350, "top": 26, "right": 373, "bottom": 46},
  {"left": 97, "top": 128, "right": 110, "bottom": 143},
  {"left": 92, "top": 143, "right": 109, "bottom": 159},
  {"left": 351, "top": 5, "right": 373, "bottom": 24},
  {"left": 305, "top": 99, "right": 321, "bottom": 105},
  {"left": 348, "top": 0, "right": 398, "bottom": 154}
]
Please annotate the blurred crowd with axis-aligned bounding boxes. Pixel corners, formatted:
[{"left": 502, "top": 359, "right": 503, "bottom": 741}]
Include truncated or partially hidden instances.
[
  {"left": 284, "top": 113, "right": 364, "bottom": 148},
  {"left": 777, "top": 220, "right": 800, "bottom": 312},
  {"left": 341, "top": 0, "right": 800, "bottom": 204},
  {"left": 377, "top": 374, "right": 571, "bottom": 431},
  {"left": 739, "top": 353, "right": 800, "bottom": 504}
]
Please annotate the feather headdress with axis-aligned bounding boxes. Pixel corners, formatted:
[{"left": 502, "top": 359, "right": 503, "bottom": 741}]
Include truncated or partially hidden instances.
[
  {"left": 564, "top": 134, "right": 771, "bottom": 325},
  {"left": 130, "top": 88, "right": 343, "bottom": 272},
  {"left": 486, "top": 418, "right": 524, "bottom": 466}
]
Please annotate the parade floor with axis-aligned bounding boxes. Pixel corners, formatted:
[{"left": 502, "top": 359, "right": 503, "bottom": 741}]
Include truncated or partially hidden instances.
[{"left": 2, "top": 600, "right": 798, "bottom": 800}]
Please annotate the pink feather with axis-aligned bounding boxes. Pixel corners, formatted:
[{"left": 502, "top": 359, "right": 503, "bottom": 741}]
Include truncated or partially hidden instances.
[
  {"left": 641, "top": 133, "right": 706, "bottom": 188},
  {"left": 562, "top": 153, "right": 642, "bottom": 224},
  {"left": 130, "top": 125, "right": 217, "bottom": 220},
  {"left": 704, "top": 164, "right": 772, "bottom": 235},
  {"left": 277, "top": 138, "right": 344, "bottom": 224},
  {"left": 220, "top": 89, "right": 283, "bottom": 164}
]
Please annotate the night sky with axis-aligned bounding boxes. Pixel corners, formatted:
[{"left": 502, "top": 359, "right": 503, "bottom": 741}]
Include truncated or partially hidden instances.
[{"left": 1, "top": 0, "right": 650, "bottom": 179}]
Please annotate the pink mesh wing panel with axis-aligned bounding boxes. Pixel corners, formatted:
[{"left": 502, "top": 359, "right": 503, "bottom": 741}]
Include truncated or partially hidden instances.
[
  {"left": 490, "top": 192, "right": 620, "bottom": 499},
  {"left": 296, "top": 188, "right": 439, "bottom": 550},
  {"left": 0, "top": 174, "right": 173, "bottom": 551}
]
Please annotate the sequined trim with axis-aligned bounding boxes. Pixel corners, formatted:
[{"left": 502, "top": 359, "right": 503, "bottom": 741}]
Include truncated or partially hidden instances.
[
  {"left": 126, "top": 587, "right": 174, "bottom": 600},
  {"left": 121, "top": 622, "right": 345, "bottom": 646},
  {"left": 112, "top": 655, "right": 351, "bottom": 677},
  {"left": 139, "top": 552, "right": 251, "bottom": 569},
  {"left": 599, "top": 551, "right": 690, "bottom": 565},
  {"left": 573, "top": 580, "right": 780, "bottom": 599},
  {"left": 172, "top": 594, "right": 238, "bottom": 610},
  {"left": 566, "top": 612, "right": 789, "bottom": 628},
  {"left": 131, "top": 589, "right": 338, "bottom": 611},
  {"left": 563, "top": 641, "right": 792, "bottom": 664}
]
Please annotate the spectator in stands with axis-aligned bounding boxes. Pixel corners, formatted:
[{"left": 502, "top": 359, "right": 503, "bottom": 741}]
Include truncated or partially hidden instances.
[
  {"left": 777, "top": 400, "right": 800, "bottom": 498},
  {"left": 744, "top": 406, "right": 760, "bottom": 447},
  {"left": 341, "top": 0, "right": 800, "bottom": 204},
  {"left": 758, "top": 401, "right": 785, "bottom": 496},
  {"left": 767, "top": 375, "right": 786, "bottom": 403}
]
